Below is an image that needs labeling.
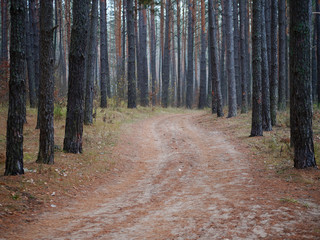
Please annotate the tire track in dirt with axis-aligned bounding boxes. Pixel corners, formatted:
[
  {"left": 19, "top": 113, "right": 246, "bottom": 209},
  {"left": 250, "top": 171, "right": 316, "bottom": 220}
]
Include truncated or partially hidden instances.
[{"left": 8, "top": 113, "right": 320, "bottom": 239}]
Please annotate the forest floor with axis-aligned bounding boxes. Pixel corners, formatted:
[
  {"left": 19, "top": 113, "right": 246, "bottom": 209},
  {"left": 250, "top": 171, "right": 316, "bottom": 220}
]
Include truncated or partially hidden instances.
[{"left": 0, "top": 106, "right": 320, "bottom": 239}]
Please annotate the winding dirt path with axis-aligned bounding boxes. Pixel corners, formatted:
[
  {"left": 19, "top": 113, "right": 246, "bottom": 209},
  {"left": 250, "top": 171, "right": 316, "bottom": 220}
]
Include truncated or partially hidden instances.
[{"left": 8, "top": 113, "right": 320, "bottom": 239}]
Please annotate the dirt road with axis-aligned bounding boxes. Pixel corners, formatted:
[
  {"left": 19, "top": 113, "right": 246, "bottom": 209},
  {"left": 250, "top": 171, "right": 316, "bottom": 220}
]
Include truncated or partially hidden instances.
[{"left": 9, "top": 113, "right": 320, "bottom": 239}]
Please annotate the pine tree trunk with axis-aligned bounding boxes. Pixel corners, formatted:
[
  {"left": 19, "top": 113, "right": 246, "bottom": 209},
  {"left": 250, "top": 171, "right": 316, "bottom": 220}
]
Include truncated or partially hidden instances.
[
  {"left": 5, "top": 0, "right": 26, "bottom": 175},
  {"left": 240, "top": 0, "right": 248, "bottom": 113},
  {"left": 127, "top": 0, "right": 136, "bottom": 108},
  {"left": 209, "top": 0, "right": 223, "bottom": 117},
  {"left": 225, "top": 0, "right": 237, "bottom": 117},
  {"left": 151, "top": 3, "right": 157, "bottom": 106},
  {"left": 278, "top": 0, "right": 286, "bottom": 111},
  {"left": 250, "top": 0, "right": 263, "bottom": 137},
  {"left": 1, "top": 0, "right": 9, "bottom": 64},
  {"left": 100, "top": 0, "right": 107, "bottom": 108},
  {"left": 261, "top": 0, "right": 272, "bottom": 132},
  {"left": 176, "top": 0, "right": 181, "bottom": 107},
  {"left": 84, "top": 0, "right": 98, "bottom": 125},
  {"left": 270, "top": 0, "right": 278, "bottom": 125},
  {"left": 63, "top": 0, "right": 89, "bottom": 153},
  {"left": 316, "top": 1, "right": 320, "bottom": 106},
  {"left": 37, "top": 0, "right": 54, "bottom": 164},
  {"left": 233, "top": 0, "right": 241, "bottom": 107},
  {"left": 290, "top": 0, "right": 317, "bottom": 168},
  {"left": 186, "top": 0, "right": 194, "bottom": 109},
  {"left": 161, "top": 0, "right": 171, "bottom": 108},
  {"left": 198, "top": 0, "right": 207, "bottom": 109},
  {"left": 220, "top": 0, "right": 227, "bottom": 107}
]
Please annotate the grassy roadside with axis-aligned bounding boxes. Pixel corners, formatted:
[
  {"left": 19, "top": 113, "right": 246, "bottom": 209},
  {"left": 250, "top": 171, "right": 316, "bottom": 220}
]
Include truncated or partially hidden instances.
[{"left": 0, "top": 104, "right": 188, "bottom": 222}]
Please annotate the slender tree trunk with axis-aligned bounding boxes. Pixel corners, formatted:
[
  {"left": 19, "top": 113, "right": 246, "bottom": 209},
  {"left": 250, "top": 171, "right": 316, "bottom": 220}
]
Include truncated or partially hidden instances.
[
  {"left": 233, "top": 0, "right": 241, "bottom": 107},
  {"left": 209, "top": 0, "right": 223, "bottom": 117},
  {"left": 312, "top": 21, "right": 317, "bottom": 102},
  {"left": 5, "top": 0, "right": 26, "bottom": 175},
  {"left": 162, "top": 0, "right": 171, "bottom": 108},
  {"left": 26, "top": 6, "right": 37, "bottom": 108},
  {"left": 261, "top": 0, "right": 272, "bottom": 131},
  {"left": 250, "top": 0, "right": 263, "bottom": 137},
  {"left": 100, "top": 0, "right": 107, "bottom": 108},
  {"left": 63, "top": 0, "right": 89, "bottom": 153},
  {"left": 270, "top": 0, "right": 278, "bottom": 125},
  {"left": 151, "top": 3, "right": 156, "bottom": 106},
  {"left": 1, "top": 0, "right": 9, "bottom": 65},
  {"left": 127, "top": 0, "right": 136, "bottom": 108},
  {"left": 220, "top": 0, "right": 227, "bottom": 107},
  {"left": 316, "top": 1, "right": 320, "bottom": 106},
  {"left": 186, "top": 0, "right": 194, "bottom": 109},
  {"left": 240, "top": 0, "right": 248, "bottom": 113},
  {"left": 176, "top": 0, "right": 181, "bottom": 107},
  {"left": 278, "top": 0, "right": 286, "bottom": 111},
  {"left": 198, "top": 0, "right": 207, "bottom": 109},
  {"left": 290, "top": 0, "right": 317, "bottom": 168},
  {"left": 37, "top": 0, "right": 54, "bottom": 164},
  {"left": 84, "top": 0, "right": 98, "bottom": 125},
  {"left": 225, "top": 0, "right": 237, "bottom": 117}
]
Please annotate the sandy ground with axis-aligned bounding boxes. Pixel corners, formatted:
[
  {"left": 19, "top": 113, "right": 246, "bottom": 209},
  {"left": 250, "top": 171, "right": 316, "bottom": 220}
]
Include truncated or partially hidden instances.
[{"left": 4, "top": 113, "right": 320, "bottom": 239}]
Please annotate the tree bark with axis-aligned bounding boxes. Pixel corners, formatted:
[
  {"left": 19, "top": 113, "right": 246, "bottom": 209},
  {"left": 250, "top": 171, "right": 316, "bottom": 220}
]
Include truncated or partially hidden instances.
[
  {"left": 290, "top": 0, "right": 317, "bottom": 168},
  {"left": 225, "top": 0, "right": 237, "bottom": 117},
  {"left": 5, "top": 0, "right": 26, "bottom": 175},
  {"left": 261, "top": 0, "right": 272, "bottom": 132},
  {"left": 1, "top": 0, "right": 9, "bottom": 64},
  {"left": 150, "top": 3, "right": 157, "bottom": 106},
  {"left": 84, "top": 0, "right": 98, "bottom": 125},
  {"left": 270, "top": 0, "right": 278, "bottom": 126},
  {"left": 186, "top": 0, "right": 194, "bottom": 109},
  {"left": 278, "top": 0, "right": 286, "bottom": 111},
  {"left": 250, "top": 0, "right": 263, "bottom": 137},
  {"left": 233, "top": 0, "right": 241, "bottom": 107},
  {"left": 37, "top": 0, "right": 54, "bottom": 164},
  {"left": 316, "top": 1, "right": 320, "bottom": 106},
  {"left": 127, "top": 0, "right": 136, "bottom": 108},
  {"left": 100, "top": 0, "right": 108, "bottom": 108},
  {"left": 240, "top": 0, "right": 248, "bottom": 113},
  {"left": 63, "top": 0, "right": 89, "bottom": 153},
  {"left": 176, "top": 0, "right": 181, "bottom": 107}
]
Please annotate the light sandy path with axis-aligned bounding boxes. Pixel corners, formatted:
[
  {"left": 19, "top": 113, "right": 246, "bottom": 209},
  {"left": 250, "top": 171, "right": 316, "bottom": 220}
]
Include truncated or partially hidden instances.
[{"left": 8, "top": 113, "right": 320, "bottom": 239}]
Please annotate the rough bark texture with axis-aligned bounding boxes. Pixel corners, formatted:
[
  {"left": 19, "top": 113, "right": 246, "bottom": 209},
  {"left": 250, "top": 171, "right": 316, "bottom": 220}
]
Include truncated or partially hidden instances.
[
  {"left": 84, "top": 0, "right": 98, "bottom": 125},
  {"left": 240, "top": 0, "right": 248, "bottom": 113},
  {"left": 317, "top": 1, "right": 320, "bottom": 106},
  {"left": 186, "top": 0, "right": 194, "bottom": 109},
  {"left": 198, "top": 0, "right": 206, "bottom": 109},
  {"left": 225, "top": 0, "right": 237, "bottom": 117},
  {"left": 162, "top": 0, "right": 171, "bottom": 108},
  {"left": 220, "top": 0, "right": 227, "bottom": 106},
  {"left": 261, "top": 0, "right": 272, "bottom": 132},
  {"left": 209, "top": 0, "right": 223, "bottom": 117},
  {"left": 270, "top": 0, "right": 278, "bottom": 126},
  {"left": 5, "top": 0, "right": 26, "bottom": 175},
  {"left": 150, "top": 4, "right": 157, "bottom": 106},
  {"left": 278, "top": 0, "right": 286, "bottom": 111},
  {"left": 233, "top": 0, "right": 241, "bottom": 107},
  {"left": 250, "top": 0, "right": 263, "bottom": 137},
  {"left": 1, "top": 0, "right": 9, "bottom": 64},
  {"left": 100, "top": 0, "right": 108, "bottom": 108},
  {"left": 63, "top": 0, "right": 89, "bottom": 153},
  {"left": 290, "top": 0, "right": 317, "bottom": 168},
  {"left": 37, "top": 0, "right": 54, "bottom": 164},
  {"left": 127, "top": 0, "right": 136, "bottom": 108},
  {"left": 25, "top": 7, "right": 37, "bottom": 108},
  {"left": 177, "top": 0, "right": 181, "bottom": 107}
]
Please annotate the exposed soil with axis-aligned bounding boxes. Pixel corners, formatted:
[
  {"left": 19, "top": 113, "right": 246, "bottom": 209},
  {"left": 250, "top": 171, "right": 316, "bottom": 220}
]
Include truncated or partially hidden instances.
[{"left": 3, "top": 113, "right": 320, "bottom": 239}]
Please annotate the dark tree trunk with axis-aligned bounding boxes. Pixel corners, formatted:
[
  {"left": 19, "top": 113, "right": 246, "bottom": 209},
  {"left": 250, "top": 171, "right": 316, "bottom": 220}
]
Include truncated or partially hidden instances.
[
  {"left": 278, "top": 0, "right": 286, "bottom": 111},
  {"left": 220, "top": 1, "right": 227, "bottom": 107},
  {"left": 170, "top": 16, "right": 176, "bottom": 107},
  {"left": 233, "top": 0, "right": 241, "bottom": 107},
  {"left": 162, "top": 0, "right": 171, "bottom": 108},
  {"left": 176, "top": 0, "right": 181, "bottom": 107},
  {"left": 100, "top": 0, "right": 108, "bottom": 108},
  {"left": 186, "top": 0, "right": 194, "bottom": 109},
  {"left": 127, "top": 0, "right": 136, "bottom": 108},
  {"left": 37, "top": 0, "right": 54, "bottom": 164},
  {"left": 312, "top": 21, "right": 317, "bottom": 102},
  {"left": 225, "top": 0, "right": 237, "bottom": 117},
  {"left": 209, "top": 0, "right": 223, "bottom": 117},
  {"left": 63, "top": 0, "right": 89, "bottom": 153},
  {"left": 246, "top": 0, "right": 251, "bottom": 107},
  {"left": 261, "top": 0, "right": 272, "bottom": 132},
  {"left": 105, "top": 4, "right": 111, "bottom": 99},
  {"left": 290, "top": 0, "right": 317, "bottom": 168},
  {"left": 1, "top": 0, "right": 9, "bottom": 63},
  {"left": 265, "top": 0, "right": 271, "bottom": 81},
  {"left": 240, "top": 0, "right": 248, "bottom": 113},
  {"left": 122, "top": 0, "right": 126, "bottom": 79},
  {"left": 270, "top": 0, "right": 278, "bottom": 125},
  {"left": 26, "top": 5, "right": 37, "bottom": 108},
  {"left": 250, "top": 0, "right": 263, "bottom": 137},
  {"left": 5, "top": 0, "right": 26, "bottom": 175},
  {"left": 316, "top": 1, "right": 320, "bottom": 106},
  {"left": 84, "top": 0, "right": 98, "bottom": 125},
  {"left": 151, "top": 3, "right": 157, "bottom": 106},
  {"left": 207, "top": 30, "right": 213, "bottom": 110},
  {"left": 198, "top": 0, "right": 206, "bottom": 109}
]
